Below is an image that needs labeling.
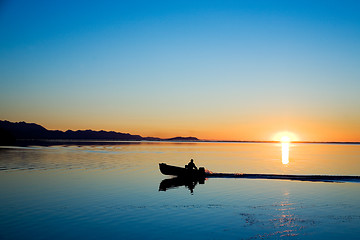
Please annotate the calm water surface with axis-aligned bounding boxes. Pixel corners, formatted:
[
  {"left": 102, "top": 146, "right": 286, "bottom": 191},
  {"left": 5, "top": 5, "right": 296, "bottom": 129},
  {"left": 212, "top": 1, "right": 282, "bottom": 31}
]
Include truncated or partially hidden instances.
[{"left": 0, "top": 142, "right": 359, "bottom": 239}]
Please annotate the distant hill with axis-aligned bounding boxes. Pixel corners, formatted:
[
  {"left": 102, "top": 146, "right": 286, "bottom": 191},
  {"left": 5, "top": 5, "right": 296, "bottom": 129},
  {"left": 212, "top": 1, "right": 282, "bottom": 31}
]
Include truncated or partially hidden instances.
[
  {"left": 0, "top": 120, "right": 199, "bottom": 145},
  {"left": 165, "top": 137, "right": 199, "bottom": 141}
]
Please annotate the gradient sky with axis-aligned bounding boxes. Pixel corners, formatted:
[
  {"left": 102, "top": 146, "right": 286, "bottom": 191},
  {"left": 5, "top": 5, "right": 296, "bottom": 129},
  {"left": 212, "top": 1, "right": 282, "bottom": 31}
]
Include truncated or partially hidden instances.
[{"left": 1, "top": 0, "right": 360, "bottom": 141}]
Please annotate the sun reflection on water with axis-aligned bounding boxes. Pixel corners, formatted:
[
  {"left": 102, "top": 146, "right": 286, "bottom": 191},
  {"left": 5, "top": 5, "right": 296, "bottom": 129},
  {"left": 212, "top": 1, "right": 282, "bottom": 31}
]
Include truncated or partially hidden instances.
[
  {"left": 271, "top": 191, "right": 301, "bottom": 238},
  {"left": 282, "top": 142, "right": 289, "bottom": 165}
]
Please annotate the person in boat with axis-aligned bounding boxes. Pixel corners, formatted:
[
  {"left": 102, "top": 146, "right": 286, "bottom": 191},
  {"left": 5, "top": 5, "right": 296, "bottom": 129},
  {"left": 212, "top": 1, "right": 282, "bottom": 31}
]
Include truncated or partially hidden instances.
[{"left": 187, "top": 159, "right": 198, "bottom": 170}]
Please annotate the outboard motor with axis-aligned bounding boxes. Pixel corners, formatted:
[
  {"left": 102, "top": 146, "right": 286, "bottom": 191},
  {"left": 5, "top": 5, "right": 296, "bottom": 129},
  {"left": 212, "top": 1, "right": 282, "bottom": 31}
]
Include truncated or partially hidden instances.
[{"left": 199, "top": 167, "right": 205, "bottom": 176}]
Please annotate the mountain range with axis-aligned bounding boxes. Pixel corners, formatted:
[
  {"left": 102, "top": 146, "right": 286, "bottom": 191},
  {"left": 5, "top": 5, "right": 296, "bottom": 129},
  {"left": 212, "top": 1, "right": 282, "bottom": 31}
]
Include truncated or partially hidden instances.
[{"left": 0, "top": 120, "right": 199, "bottom": 145}]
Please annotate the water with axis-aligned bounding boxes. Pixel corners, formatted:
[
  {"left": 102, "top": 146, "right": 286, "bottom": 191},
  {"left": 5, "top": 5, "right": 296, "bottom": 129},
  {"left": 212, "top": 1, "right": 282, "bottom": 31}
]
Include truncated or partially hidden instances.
[{"left": 0, "top": 142, "right": 359, "bottom": 239}]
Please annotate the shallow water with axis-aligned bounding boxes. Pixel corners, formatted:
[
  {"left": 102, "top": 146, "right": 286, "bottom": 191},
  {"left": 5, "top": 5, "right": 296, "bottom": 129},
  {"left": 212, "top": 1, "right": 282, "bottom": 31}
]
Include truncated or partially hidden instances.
[{"left": 0, "top": 142, "right": 359, "bottom": 239}]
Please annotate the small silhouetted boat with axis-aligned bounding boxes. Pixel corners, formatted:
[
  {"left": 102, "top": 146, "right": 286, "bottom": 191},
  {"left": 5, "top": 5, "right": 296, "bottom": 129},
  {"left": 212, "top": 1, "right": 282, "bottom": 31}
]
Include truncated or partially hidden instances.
[{"left": 159, "top": 163, "right": 205, "bottom": 177}]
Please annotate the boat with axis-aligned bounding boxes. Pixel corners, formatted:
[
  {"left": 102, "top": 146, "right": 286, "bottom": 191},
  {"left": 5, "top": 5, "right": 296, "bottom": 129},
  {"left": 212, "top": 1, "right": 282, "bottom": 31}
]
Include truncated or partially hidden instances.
[{"left": 159, "top": 163, "right": 205, "bottom": 177}]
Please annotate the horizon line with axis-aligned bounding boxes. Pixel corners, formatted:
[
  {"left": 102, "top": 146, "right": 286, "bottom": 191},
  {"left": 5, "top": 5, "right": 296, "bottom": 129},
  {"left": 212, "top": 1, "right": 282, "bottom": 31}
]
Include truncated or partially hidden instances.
[{"left": 1, "top": 120, "right": 359, "bottom": 144}]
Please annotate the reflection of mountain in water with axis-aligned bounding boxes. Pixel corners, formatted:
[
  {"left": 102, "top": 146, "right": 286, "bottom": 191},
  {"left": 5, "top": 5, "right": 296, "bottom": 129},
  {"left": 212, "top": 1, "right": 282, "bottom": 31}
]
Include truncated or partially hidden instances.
[{"left": 159, "top": 177, "right": 205, "bottom": 193}]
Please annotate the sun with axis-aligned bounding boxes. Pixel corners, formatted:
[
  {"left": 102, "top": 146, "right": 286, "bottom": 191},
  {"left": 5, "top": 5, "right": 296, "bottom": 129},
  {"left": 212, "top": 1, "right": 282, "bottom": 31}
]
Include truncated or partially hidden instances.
[
  {"left": 274, "top": 131, "right": 298, "bottom": 142},
  {"left": 281, "top": 136, "right": 290, "bottom": 143}
]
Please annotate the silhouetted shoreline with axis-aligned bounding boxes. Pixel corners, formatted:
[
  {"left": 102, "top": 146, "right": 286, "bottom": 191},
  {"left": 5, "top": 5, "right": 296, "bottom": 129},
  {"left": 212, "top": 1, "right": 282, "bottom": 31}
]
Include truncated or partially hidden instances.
[{"left": 0, "top": 120, "right": 199, "bottom": 145}]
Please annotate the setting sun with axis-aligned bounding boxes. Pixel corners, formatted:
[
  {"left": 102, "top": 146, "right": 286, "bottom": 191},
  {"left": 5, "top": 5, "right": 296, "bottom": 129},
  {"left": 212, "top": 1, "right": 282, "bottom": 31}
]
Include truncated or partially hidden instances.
[{"left": 274, "top": 132, "right": 298, "bottom": 142}]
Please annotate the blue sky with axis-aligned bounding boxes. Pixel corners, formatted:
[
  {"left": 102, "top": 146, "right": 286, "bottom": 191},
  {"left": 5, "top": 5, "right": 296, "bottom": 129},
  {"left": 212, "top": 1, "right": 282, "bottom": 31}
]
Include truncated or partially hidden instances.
[{"left": 1, "top": 0, "right": 360, "bottom": 141}]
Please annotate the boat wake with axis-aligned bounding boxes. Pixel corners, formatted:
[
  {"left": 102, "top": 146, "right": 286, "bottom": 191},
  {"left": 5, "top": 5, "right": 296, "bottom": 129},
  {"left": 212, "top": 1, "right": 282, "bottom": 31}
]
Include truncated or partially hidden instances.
[{"left": 206, "top": 172, "right": 360, "bottom": 183}]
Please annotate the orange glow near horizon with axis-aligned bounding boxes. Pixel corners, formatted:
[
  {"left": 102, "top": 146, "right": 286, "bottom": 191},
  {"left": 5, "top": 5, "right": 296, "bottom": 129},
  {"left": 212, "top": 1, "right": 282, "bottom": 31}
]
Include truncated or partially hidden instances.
[{"left": 5, "top": 115, "right": 360, "bottom": 142}]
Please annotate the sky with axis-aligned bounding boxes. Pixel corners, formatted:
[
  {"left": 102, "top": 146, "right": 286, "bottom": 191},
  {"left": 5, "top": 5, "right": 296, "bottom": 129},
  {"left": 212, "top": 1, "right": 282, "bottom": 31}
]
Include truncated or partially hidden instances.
[{"left": 1, "top": 0, "right": 360, "bottom": 141}]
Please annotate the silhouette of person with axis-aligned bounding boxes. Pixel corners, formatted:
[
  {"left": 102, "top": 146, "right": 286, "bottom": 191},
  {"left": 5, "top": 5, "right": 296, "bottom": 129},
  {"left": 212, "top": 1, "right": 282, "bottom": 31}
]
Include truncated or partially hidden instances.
[
  {"left": 187, "top": 159, "right": 198, "bottom": 170},
  {"left": 186, "top": 180, "right": 196, "bottom": 194}
]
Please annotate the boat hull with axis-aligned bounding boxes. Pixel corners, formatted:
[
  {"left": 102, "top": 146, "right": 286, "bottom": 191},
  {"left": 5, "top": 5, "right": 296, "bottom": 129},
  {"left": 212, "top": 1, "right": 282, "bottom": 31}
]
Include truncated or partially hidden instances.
[{"left": 159, "top": 163, "right": 205, "bottom": 177}]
